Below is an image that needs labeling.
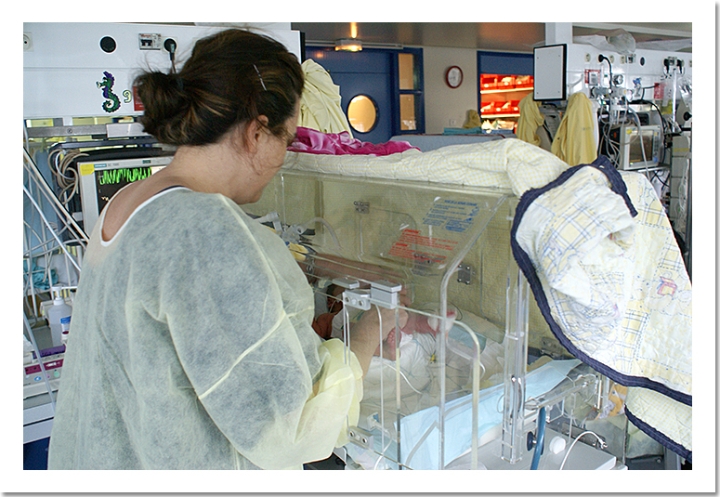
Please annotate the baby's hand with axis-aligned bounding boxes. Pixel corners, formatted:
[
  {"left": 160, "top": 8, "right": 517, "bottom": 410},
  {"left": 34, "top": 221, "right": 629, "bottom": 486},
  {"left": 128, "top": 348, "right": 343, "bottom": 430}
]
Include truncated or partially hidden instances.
[{"left": 400, "top": 309, "right": 457, "bottom": 336}]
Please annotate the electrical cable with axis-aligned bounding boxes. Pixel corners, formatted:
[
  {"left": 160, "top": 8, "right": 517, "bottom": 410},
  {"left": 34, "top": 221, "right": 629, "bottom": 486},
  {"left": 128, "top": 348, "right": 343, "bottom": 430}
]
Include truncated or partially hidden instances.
[
  {"left": 558, "top": 430, "right": 606, "bottom": 470},
  {"left": 165, "top": 38, "right": 178, "bottom": 73},
  {"left": 24, "top": 147, "right": 89, "bottom": 245}
]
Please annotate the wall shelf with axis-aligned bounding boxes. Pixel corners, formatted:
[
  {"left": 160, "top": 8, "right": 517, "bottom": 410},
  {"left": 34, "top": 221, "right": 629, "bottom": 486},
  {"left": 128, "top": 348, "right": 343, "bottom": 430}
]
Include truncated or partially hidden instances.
[
  {"left": 483, "top": 113, "right": 521, "bottom": 118},
  {"left": 480, "top": 74, "right": 534, "bottom": 129},
  {"left": 481, "top": 87, "right": 534, "bottom": 95}
]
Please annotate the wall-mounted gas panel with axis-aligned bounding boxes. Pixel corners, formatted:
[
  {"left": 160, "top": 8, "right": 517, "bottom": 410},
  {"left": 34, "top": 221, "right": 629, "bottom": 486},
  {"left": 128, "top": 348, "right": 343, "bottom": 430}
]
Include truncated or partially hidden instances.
[{"left": 23, "top": 23, "right": 301, "bottom": 120}]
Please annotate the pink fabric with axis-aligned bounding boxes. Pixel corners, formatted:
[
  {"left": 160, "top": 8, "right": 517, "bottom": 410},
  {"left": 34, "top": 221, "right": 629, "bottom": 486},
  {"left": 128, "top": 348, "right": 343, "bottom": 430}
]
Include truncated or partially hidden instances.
[{"left": 288, "top": 126, "right": 418, "bottom": 156}]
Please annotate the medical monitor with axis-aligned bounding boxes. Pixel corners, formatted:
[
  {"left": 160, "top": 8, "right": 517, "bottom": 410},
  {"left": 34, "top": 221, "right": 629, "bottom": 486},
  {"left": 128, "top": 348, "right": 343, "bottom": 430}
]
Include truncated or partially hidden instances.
[
  {"left": 76, "top": 149, "right": 173, "bottom": 235},
  {"left": 533, "top": 44, "right": 567, "bottom": 101},
  {"left": 613, "top": 124, "right": 662, "bottom": 170}
]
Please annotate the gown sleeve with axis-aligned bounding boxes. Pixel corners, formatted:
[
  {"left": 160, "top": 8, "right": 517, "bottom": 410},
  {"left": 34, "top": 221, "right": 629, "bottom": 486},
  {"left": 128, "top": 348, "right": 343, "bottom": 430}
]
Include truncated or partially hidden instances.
[{"left": 153, "top": 193, "right": 362, "bottom": 469}]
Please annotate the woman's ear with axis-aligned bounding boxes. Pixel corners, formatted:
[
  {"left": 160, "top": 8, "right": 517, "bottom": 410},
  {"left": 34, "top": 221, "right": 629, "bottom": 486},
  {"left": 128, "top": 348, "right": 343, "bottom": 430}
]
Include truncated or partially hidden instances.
[{"left": 242, "top": 115, "right": 270, "bottom": 154}]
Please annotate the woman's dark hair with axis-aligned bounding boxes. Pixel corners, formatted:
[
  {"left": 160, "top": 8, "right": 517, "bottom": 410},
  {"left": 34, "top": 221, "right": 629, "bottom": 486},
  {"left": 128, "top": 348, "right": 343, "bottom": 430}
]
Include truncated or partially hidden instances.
[{"left": 134, "top": 29, "right": 304, "bottom": 146}]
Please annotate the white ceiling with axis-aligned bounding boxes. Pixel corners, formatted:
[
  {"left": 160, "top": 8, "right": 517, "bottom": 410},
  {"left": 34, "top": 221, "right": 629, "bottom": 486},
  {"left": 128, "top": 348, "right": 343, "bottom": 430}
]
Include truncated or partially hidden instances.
[{"left": 291, "top": 22, "right": 693, "bottom": 53}]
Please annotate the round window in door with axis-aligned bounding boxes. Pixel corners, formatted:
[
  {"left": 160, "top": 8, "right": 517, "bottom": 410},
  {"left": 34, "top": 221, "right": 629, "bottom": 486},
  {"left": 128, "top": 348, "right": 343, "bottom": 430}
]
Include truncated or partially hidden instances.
[{"left": 347, "top": 94, "right": 378, "bottom": 134}]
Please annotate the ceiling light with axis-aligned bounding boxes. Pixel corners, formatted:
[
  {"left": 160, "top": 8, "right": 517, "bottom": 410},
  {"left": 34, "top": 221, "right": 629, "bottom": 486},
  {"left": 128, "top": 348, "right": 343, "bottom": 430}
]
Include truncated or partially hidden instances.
[{"left": 335, "top": 38, "right": 362, "bottom": 52}]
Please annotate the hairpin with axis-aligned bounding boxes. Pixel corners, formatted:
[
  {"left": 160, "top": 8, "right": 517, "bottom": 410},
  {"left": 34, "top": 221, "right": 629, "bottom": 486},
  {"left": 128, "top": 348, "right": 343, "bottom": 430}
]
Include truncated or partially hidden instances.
[{"left": 253, "top": 64, "right": 267, "bottom": 91}]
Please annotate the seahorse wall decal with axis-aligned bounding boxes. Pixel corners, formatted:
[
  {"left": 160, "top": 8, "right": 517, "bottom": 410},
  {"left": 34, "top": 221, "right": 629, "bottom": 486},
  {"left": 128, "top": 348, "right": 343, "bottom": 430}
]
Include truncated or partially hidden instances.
[{"left": 97, "top": 71, "right": 121, "bottom": 113}]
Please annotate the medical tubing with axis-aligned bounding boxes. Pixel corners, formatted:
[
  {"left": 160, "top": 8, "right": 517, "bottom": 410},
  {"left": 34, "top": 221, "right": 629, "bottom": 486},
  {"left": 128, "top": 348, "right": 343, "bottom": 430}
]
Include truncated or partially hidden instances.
[
  {"left": 372, "top": 435, "right": 395, "bottom": 470},
  {"left": 380, "top": 361, "right": 425, "bottom": 395},
  {"left": 23, "top": 228, "right": 40, "bottom": 320},
  {"left": 530, "top": 407, "right": 546, "bottom": 470},
  {"left": 558, "top": 430, "right": 605, "bottom": 470},
  {"left": 23, "top": 148, "right": 89, "bottom": 245},
  {"left": 23, "top": 186, "right": 83, "bottom": 273},
  {"left": 254, "top": 211, "right": 281, "bottom": 229},
  {"left": 403, "top": 420, "right": 440, "bottom": 469},
  {"left": 302, "top": 217, "right": 342, "bottom": 250}
]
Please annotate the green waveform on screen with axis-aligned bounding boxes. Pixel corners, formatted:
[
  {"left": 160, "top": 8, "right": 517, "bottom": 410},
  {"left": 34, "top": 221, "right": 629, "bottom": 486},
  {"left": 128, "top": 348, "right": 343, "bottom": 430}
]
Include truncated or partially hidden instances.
[{"left": 97, "top": 167, "right": 152, "bottom": 185}]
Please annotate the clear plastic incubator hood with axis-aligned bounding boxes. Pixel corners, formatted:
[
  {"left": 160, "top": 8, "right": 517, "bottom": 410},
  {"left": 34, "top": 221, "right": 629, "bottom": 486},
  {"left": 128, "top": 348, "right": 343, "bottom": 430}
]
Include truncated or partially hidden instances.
[{"left": 244, "top": 163, "right": 625, "bottom": 471}]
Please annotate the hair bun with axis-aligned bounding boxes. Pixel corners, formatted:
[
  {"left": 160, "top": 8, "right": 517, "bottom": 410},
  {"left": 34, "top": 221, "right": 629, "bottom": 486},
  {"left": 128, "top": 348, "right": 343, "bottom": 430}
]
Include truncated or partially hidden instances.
[{"left": 135, "top": 28, "right": 303, "bottom": 146}]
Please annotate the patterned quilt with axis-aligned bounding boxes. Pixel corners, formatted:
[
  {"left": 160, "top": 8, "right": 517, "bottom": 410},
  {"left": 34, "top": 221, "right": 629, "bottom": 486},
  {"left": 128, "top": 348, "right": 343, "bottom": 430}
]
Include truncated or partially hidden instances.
[{"left": 511, "top": 157, "right": 692, "bottom": 462}]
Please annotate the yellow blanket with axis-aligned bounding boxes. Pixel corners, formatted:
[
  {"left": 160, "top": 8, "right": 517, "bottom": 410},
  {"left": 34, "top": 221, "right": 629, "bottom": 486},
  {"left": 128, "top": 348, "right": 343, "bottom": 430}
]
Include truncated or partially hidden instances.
[{"left": 284, "top": 137, "right": 570, "bottom": 197}]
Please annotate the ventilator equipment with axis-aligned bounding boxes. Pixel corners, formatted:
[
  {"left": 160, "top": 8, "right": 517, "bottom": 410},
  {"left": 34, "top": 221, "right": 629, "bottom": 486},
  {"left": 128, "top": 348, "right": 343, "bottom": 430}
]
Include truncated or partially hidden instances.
[{"left": 531, "top": 25, "right": 693, "bottom": 276}]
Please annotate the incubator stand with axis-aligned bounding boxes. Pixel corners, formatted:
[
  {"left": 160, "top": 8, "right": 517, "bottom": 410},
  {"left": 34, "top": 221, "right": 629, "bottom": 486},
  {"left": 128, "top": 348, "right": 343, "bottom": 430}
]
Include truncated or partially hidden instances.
[{"left": 246, "top": 169, "right": 623, "bottom": 470}]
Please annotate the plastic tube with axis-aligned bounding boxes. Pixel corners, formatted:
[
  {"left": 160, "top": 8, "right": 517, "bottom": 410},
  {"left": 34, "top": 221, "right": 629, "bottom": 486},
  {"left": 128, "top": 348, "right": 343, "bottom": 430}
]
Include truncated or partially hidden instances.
[
  {"left": 302, "top": 217, "right": 342, "bottom": 250},
  {"left": 530, "top": 406, "right": 546, "bottom": 470}
]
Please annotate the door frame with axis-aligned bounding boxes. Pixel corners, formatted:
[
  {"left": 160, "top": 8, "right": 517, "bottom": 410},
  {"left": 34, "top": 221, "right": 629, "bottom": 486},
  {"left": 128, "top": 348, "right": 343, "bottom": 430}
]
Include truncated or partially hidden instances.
[{"left": 304, "top": 46, "right": 425, "bottom": 140}]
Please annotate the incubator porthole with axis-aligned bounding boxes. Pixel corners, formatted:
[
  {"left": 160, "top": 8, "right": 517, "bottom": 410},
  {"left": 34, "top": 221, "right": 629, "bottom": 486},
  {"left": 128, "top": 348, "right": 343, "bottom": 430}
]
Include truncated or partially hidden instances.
[{"left": 347, "top": 94, "right": 378, "bottom": 134}]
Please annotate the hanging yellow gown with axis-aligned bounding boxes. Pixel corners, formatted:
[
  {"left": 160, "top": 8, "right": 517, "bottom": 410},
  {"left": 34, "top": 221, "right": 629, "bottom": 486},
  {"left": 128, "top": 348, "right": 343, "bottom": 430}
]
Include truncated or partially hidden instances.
[
  {"left": 551, "top": 92, "right": 598, "bottom": 166},
  {"left": 516, "top": 93, "right": 545, "bottom": 147},
  {"left": 298, "top": 59, "right": 353, "bottom": 136}
]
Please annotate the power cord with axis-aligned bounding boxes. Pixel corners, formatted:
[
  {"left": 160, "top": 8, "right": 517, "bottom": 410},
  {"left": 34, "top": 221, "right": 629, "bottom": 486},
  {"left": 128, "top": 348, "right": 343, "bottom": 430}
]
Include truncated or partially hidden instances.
[
  {"left": 558, "top": 430, "right": 606, "bottom": 470},
  {"left": 164, "top": 38, "right": 178, "bottom": 73}
]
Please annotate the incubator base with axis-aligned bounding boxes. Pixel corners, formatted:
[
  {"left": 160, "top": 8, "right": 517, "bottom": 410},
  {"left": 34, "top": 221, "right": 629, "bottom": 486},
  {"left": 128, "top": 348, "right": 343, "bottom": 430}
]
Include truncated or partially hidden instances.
[{"left": 466, "top": 428, "right": 617, "bottom": 470}]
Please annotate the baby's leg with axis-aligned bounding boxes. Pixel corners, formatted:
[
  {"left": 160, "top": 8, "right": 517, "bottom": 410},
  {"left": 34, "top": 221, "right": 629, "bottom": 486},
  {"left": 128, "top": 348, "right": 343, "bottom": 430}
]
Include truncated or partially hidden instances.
[{"left": 375, "top": 328, "right": 397, "bottom": 360}]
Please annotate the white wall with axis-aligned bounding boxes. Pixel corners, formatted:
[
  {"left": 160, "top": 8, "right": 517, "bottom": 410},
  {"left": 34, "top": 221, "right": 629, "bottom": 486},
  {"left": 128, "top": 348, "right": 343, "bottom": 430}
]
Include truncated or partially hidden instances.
[{"left": 422, "top": 46, "right": 480, "bottom": 134}]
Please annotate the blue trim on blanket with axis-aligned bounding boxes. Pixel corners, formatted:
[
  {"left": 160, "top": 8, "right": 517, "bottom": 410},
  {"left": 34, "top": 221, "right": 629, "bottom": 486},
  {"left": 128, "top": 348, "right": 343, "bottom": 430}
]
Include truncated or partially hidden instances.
[
  {"left": 510, "top": 156, "right": 692, "bottom": 409},
  {"left": 626, "top": 406, "right": 692, "bottom": 464}
]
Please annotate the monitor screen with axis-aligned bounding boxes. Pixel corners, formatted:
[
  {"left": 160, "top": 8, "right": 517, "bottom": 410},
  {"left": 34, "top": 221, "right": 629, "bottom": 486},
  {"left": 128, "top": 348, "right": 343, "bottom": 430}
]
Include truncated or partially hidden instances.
[
  {"left": 628, "top": 128, "right": 658, "bottom": 165},
  {"left": 76, "top": 149, "right": 173, "bottom": 235},
  {"left": 620, "top": 125, "right": 661, "bottom": 169}
]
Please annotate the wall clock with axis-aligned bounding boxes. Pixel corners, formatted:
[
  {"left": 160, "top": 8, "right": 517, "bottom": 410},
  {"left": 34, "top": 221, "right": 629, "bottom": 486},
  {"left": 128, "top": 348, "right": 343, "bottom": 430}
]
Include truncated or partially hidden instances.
[{"left": 445, "top": 66, "right": 463, "bottom": 89}]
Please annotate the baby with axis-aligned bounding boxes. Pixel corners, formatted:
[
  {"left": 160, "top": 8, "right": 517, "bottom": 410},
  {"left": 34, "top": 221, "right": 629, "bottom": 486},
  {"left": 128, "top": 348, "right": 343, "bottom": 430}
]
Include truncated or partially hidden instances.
[{"left": 312, "top": 283, "right": 454, "bottom": 360}]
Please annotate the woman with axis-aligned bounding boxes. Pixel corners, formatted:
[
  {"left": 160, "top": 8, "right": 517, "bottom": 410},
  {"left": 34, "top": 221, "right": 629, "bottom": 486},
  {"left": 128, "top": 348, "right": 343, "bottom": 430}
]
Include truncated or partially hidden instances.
[{"left": 47, "top": 29, "right": 406, "bottom": 470}]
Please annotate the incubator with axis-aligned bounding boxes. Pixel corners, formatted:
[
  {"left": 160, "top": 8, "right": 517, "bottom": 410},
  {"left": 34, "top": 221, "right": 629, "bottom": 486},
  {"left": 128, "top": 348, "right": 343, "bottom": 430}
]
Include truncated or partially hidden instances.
[{"left": 245, "top": 165, "right": 627, "bottom": 470}]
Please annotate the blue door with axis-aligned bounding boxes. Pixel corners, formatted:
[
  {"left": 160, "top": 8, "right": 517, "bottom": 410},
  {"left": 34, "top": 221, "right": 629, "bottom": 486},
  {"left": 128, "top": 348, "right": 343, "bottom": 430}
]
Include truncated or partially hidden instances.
[{"left": 305, "top": 48, "right": 393, "bottom": 144}]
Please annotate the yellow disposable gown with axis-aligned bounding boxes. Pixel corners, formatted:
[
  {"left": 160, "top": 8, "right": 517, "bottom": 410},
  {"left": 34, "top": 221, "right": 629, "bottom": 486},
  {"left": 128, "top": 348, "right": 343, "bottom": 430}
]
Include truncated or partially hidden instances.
[
  {"left": 299, "top": 59, "right": 353, "bottom": 136},
  {"left": 516, "top": 93, "right": 545, "bottom": 147},
  {"left": 463, "top": 109, "right": 482, "bottom": 129},
  {"left": 551, "top": 92, "right": 598, "bottom": 166},
  {"left": 47, "top": 188, "right": 363, "bottom": 469}
]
